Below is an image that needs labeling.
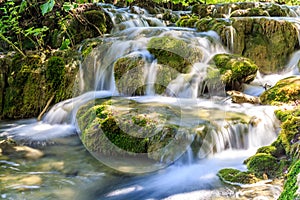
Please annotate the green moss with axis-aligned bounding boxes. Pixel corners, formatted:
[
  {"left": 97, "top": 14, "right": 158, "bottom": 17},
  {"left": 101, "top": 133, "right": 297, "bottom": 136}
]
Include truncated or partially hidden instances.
[
  {"left": 278, "top": 116, "right": 300, "bottom": 155},
  {"left": 245, "top": 153, "right": 282, "bottom": 178},
  {"left": 147, "top": 36, "right": 203, "bottom": 73},
  {"left": 260, "top": 76, "right": 300, "bottom": 105},
  {"left": 114, "top": 54, "right": 146, "bottom": 96},
  {"left": 46, "top": 56, "right": 65, "bottom": 90},
  {"left": 67, "top": 10, "right": 110, "bottom": 45},
  {"left": 209, "top": 53, "right": 258, "bottom": 91},
  {"left": 77, "top": 98, "right": 181, "bottom": 159},
  {"left": 256, "top": 145, "right": 278, "bottom": 157},
  {"left": 194, "top": 16, "right": 298, "bottom": 74},
  {"left": 176, "top": 15, "right": 199, "bottom": 28},
  {"left": 2, "top": 50, "right": 79, "bottom": 119},
  {"left": 218, "top": 168, "right": 261, "bottom": 185},
  {"left": 279, "top": 160, "right": 300, "bottom": 200}
]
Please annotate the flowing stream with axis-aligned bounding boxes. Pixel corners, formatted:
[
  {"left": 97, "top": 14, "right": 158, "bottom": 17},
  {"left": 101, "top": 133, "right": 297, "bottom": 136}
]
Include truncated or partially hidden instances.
[{"left": 0, "top": 3, "right": 300, "bottom": 199}]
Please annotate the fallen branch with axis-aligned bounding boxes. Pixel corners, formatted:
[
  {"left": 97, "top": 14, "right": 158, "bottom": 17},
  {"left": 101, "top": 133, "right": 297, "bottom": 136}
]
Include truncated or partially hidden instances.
[{"left": 37, "top": 94, "right": 55, "bottom": 121}]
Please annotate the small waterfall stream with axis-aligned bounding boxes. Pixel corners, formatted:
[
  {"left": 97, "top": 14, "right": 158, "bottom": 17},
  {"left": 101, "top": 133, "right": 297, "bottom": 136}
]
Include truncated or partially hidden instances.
[{"left": 1, "top": 2, "right": 300, "bottom": 199}]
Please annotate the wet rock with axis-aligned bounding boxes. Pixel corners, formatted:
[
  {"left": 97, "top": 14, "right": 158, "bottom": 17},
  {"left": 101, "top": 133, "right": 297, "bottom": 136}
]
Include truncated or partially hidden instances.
[
  {"left": 147, "top": 36, "right": 203, "bottom": 73},
  {"left": 192, "top": 2, "right": 291, "bottom": 18},
  {"left": 227, "top": 90, "right": 260, "bottom": 104},
  {"left": 179, "top": 15, "right": 298, "bottom": 74},
  {"left": 260, "top": 76, "right": 300, "bottom": 105},
  {"left": 114, "top": 54, "right": 146, "bottom": 96},
  {"left": 244, "top": 153, "right": 282, "bottom": 179},
  {"left": 0, "top": 175, "right": 42, "bottom": 191},
  {"left": 218, "top": 168, "right": 261, "bottom": 185},
  {"left": 0, "top": 140, "right": 44, "bottom": 160},
  {"left": 209, "top": 53, "right": 258, "bottom": 91},
  {"left": 76, "top": 98, "right": 184, "bottom": 162}
]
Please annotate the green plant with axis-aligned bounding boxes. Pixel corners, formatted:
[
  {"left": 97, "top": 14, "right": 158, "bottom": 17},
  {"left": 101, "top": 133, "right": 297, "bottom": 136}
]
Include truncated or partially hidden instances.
[
  {"left": 40, "top": 0, "right": 55, "bottom": 16},
  {"left": 0, "top": 0, "right": 26, "bottom": 56},
  {"left": 24, "top": 26, "right": 49, "bottom": 50}
]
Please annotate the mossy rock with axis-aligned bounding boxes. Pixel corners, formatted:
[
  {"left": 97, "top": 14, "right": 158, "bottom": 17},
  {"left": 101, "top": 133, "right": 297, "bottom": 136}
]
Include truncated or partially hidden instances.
[
  {"left": 277, "top": 115, "right": 300, "bottom": 155},
  {"left": 279, "top": 160, "right": 300, "bottom": 200},
  {"left": 46, "top": 56, "right": 66, "bottom": 90},
  {"left": 263, "top": 106, "right": 300, "bottom": 163},
  {"left": 230, "top": 8, "right": 269, "bottom": 17},
  {"left": 176, "top": 15, "right": 199, "bottom": 28},
  {"left": 76, "top": 98, "right": 188, "bottom": 162},
  {"left": 1, "top": 51, "right": 79, "bottom": 119},
  {"left": 114, "top": 54, "right": 146, "bottom": 96},
  {"left": 256, "top": 145, "right": 281, "bottom": 157},
  {"left": 193, "top": 16, "right": 298, "bottom": 74},
  {"left": 218, "top": 168, "right": 261, "bottom": 185},
  {"left": 260, "top": 76, "right": 300, "bottom": 105},
  {"left": 245, "top": 153, "right": 282, "bottom": 178},
  {"left": 147, "top": 36, "right": 203, "bottom": 73},
  {"left": 191, "top": 2, "right": 289, "bottom": 18},
  {"left": 209, "top": 53, "right": 258, "bottom": 91},
  {"left": 66, "top": 8, "right": 112, "bottom": 46}
]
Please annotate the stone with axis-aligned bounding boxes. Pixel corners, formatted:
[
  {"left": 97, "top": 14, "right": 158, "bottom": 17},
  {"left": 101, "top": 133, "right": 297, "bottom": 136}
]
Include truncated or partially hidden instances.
[{"left": 260, "top": 76, "right": 300, "bottom": 105}]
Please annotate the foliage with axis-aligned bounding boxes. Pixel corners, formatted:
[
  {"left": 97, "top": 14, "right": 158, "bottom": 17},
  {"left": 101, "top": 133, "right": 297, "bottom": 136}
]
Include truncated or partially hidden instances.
[{"left": 40, "top": 0, "right": 55, "bottom": 16}]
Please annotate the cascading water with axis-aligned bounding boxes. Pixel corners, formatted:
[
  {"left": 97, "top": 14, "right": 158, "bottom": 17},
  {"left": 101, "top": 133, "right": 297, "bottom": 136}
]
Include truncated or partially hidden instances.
[{"left": 1, "top": 3, "right": 300, "bottom": 199}]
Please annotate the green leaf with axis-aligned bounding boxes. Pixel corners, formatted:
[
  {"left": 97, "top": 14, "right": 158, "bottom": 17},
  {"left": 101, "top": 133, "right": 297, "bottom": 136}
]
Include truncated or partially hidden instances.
[{"left": 40, "top": 0, "right": 55, "bottom": 16}]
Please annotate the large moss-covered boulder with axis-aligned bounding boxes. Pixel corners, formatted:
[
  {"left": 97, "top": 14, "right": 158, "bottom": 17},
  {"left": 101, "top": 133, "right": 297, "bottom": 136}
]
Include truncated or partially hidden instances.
[
  {"left": 218, "top": 168, "right": 261, "bottom": 185},
  {"left": 76, "top": 98, "right": 190, "bottom": 162},
  {"left": 209, "top": 53, "right": 258, "bottom": 91},
  {"left": 232, "top": 18, "right": 298, "bottom": 74},
  {"left": 260, "top": 76, "right": 300, "bottom": 105},
  {"left": 191, "top": 17, "right": 298, "bottom": 74},
  {"left": 147, "top": 36, "right": 203, "bottom": 73}
]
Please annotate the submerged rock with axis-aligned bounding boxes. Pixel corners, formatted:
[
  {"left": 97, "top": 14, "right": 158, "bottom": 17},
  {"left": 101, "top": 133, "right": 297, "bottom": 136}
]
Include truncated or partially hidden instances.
[
  {"left": 209, "top": 53, "right": 258, "bottom": 91},
  {"left": 0, "top": 139, "right": 44, "bottom": 160},
  {"left": 260, "top": 76, "right": 300, "bottom": 105}
]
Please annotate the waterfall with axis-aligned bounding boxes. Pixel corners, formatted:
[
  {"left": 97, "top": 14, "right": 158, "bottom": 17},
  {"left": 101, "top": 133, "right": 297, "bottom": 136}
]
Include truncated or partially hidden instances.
[
  {"left": 100, "top": 3, "right": 165, "bottom": 33},
  {"left": 2, "top": 3, "right": 298, "bottom": 164},
  {"left": 145, "top": 59, "right": 158, "bottom": 95}
]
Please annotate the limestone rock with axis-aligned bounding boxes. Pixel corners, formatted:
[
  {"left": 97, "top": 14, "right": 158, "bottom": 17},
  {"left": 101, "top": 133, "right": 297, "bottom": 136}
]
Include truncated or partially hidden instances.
[{"left": 227, "top": 90, "right": 261, "bottom": 104}]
